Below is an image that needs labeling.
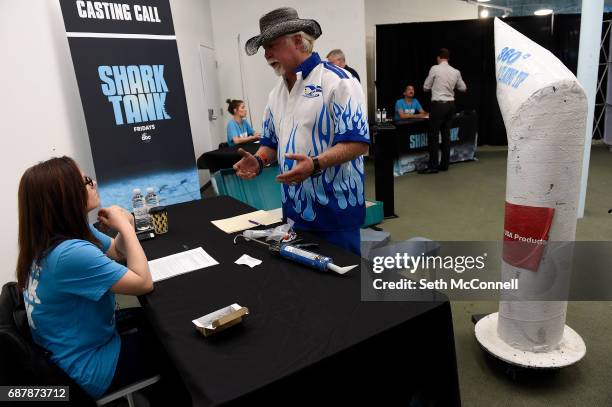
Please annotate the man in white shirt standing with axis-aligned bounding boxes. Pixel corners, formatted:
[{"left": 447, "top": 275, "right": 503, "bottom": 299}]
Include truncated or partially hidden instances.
[
  {"left": 422, "top": 48, "right": 467, "bottom": 174},
  {"left": 233, "top": 7, "right": 370, "bottom": 255}
]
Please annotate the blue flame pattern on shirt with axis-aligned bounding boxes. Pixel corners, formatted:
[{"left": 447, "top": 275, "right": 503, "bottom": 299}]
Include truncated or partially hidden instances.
[
  {"left": 262, "top": 107, "right": 277, "bottom": 146},
  {"left": 277, "top": 101, "right": 368, "bottom": 229},
  {"left": 332, "top": 98, "right": 369, "bottom": 139}
]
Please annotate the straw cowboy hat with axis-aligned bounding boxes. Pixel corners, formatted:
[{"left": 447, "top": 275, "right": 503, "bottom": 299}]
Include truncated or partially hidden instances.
[{"left": 245, "top": 7, "right": 322, "bottom": 56}]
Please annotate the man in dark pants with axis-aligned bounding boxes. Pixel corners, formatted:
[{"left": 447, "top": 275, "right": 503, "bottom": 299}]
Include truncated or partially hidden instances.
[{"left": 421, "top": 48, "right": 466, "bottom": 174}]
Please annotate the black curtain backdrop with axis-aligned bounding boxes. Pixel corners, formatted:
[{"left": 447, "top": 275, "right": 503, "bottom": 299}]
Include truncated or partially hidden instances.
[{"left": 375, "top": 14, "right": 592, "bottom": 146}]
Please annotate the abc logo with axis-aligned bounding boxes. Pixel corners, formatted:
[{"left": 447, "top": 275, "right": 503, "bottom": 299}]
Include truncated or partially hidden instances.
[{"left": 141, "top": 133, "right": 152, "bottom": 142}]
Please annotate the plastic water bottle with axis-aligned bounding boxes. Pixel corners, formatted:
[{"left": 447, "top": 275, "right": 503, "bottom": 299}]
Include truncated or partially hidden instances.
[
  {"left": 145, "top": 187, "right": 159, "bottom": 211},
  {"left": 382, "top": 108, "right": 387, "bottom": 122},
  {"left": 131, "top": 188, "right": 151, "bottom": 231},
  {"left": 376, "top": 109, "right": 382, "bottom": 123}
]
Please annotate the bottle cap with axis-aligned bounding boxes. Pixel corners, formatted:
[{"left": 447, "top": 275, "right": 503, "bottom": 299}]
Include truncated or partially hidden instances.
[
  {"left": 133, "top": 188, "right": 141, "bottom": 194},
  {"left": 146, "top": 187, "right": 155, "bottom": 193}
]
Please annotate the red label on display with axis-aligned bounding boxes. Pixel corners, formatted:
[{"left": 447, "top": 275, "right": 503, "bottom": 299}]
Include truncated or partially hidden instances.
[{"left": 503, "top": 202, "right": 555, "bottom": 272}]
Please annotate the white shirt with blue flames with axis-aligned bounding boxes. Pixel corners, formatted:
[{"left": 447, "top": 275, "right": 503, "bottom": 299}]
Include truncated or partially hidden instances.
[{"left": 259, "top": 52, "right": 370, "bottom": 231}]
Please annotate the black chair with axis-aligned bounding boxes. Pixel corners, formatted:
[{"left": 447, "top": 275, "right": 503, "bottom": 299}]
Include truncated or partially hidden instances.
[
  {"left": 0, "top": 282, "right": 96, "bottom": 406},
  {"left": 218, "top": 142, "right": 229, "bottom": 149},
  {"left": 0, "top": 282, "right": 161, "bottom": 407}
]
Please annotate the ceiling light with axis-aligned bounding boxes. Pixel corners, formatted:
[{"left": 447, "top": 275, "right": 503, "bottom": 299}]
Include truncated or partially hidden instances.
[
  {"left": 477, "top": 0, "right": 491, "bottom": 2},
  {"left": 534, "top": 9, "right": 553, "bottom": 16},
  {"left": 480, "top": 9, "right": 490, "bottom": 18}
]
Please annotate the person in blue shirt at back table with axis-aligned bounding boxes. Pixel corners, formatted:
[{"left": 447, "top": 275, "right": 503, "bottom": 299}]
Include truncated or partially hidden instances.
[
  {"left": 16, "top": 156, "right": 181, "bottom": 402},
  {"left": 394, "top": 84, "right": 428, "bottom": 120},
  {"left": 226, "top": 99, "right": 260, "bottom": 146}
]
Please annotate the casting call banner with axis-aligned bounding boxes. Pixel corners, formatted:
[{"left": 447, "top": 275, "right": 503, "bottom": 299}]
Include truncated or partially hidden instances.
[{"left": 59, "top": 0, "right": 200, "bottom": 209}]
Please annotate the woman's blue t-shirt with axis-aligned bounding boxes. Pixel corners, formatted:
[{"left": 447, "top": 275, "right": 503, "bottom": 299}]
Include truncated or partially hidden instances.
[
  {"left": 22, "top": 226, "right": 127, "bottom": 398},
  {"left": 226, "top": 119, "right": 254, "bottom": 146}
]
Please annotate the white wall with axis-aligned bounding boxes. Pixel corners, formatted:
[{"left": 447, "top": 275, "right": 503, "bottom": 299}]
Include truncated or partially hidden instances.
[
  {"left": 210, "top": 0, "right": 368, "bottom": 132},
  {"left": 364, "top": 0, "right": 477, "bottom": 114},
  {"left": 170, "top": 0, "right": 217, "bottom": 186},
  {"left": 0, "top": 0, "right": 216, "bottom": 285}
]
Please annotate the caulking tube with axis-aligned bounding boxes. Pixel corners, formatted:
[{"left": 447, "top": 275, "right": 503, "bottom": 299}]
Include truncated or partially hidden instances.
[{"left": 494, "top": 18, "right": 586, "bottom": 352}]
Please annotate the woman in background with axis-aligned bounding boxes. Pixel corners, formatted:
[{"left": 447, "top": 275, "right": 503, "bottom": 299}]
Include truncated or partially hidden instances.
[
  {"left": 16, "top": 156, "right": 159, "bottom": 399},
  {"left": 226, "top": 98, "right": 260, "bottom": 146}
]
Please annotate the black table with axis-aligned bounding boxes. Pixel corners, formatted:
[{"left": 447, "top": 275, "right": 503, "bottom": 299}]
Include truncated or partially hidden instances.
[
  {"left": 139, "top": 196, "right": 461, "bottom": 406},
  {"left": 372, "top": 111, "right": 478, "bottom": 218},
  {"left": 197, "top": 143, "right": 260, "bottom": 173}
]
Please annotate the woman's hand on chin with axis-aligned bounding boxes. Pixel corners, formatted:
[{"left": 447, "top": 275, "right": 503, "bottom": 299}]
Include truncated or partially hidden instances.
[{"left": 97, "top": 205, "right": 134, "bottom": 233}]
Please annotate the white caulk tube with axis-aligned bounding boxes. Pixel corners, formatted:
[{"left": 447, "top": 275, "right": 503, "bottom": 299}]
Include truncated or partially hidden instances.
[
  {"left": 279, "top": 245, "right": 357, "bottom": 275},
  {"left": 495, "top": 18, "right": 586, "bottom": 352}
]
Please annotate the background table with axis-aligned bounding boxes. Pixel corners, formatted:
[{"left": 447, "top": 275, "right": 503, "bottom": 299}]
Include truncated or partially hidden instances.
[
  {"left": 197, "top": 143, "right": 259, "bottom": 173},
  {"left": 372, "top": 111, "right": 478, "bottom": 218},
  {"left": 139, "top": 196, "right": 461, "bottom": 406}
]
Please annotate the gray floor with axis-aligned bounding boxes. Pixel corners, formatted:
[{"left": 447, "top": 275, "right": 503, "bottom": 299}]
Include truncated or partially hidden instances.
[{"left": 364, "top": 143, "right": 612, "bottom": 407}]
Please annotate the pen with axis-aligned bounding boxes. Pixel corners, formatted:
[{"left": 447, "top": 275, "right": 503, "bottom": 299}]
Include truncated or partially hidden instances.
[{"left": 248, "top": 220, "right": 263, "bottom": 226}]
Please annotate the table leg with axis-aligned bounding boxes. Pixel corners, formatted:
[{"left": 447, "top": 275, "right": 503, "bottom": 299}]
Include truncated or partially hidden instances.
[{"left": 374, "top": 130, "right": 398, "bottom": 218}]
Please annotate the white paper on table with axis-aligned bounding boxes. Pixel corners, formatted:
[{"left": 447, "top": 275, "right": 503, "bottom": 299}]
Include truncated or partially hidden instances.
[
  {"left": 148, "top": 247, "right": 218, "bottom": 282},
  {"left": 211, "top": 208, "right": 283, "bottom": 233},
  {"left": 211, "top": 210, "right": 267, "bottom": 233},
  {"left": 256, "top": 208, "right": 283, "bottom": 225},
  {"left": 235, "top": 254, "right": 262, "bottom": 268}
]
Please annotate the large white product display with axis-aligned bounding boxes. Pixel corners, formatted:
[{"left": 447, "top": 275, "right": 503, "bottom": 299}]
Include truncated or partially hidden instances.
[{"left": 475, "top": 18, "right": 587, "bottom": 368}]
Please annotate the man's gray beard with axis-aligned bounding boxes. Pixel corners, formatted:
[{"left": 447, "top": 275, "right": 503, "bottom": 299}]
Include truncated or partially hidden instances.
[
  {"left": 272, "top": 65, "right": 285, "bottom": 77},
  {"left": 266, "top": 58, "right": 285, "bottom": 77}
]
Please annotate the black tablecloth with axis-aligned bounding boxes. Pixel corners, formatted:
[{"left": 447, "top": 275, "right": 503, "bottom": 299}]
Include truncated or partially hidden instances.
[
  {"left": 197, "top": 143, "right": 260, "bottom": 173},
  {"left": 139, "top": 196, "right": 460, "bottom": 406}
]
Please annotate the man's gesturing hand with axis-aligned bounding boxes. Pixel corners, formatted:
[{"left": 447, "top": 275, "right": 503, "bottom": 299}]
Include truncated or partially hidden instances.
[
  {"left": 276, "top": 153, "right": 315, "bottom": 185},
  {"left": 233, "top": 148, "right": 260, "bottom": 179}
]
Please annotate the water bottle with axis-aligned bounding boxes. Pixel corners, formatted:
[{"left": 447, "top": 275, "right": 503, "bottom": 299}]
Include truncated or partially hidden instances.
[
  {"left": 382, "top": 108, "right": 387, "bottom": 122},
  {"left": 131, "top": 188, "right": 151, "bottom": 231},
  {"left": 145, "top": 187, "right": 159, "bottom": 211},
  {"left": 376, "top": 109, "right": 382, "bottom": 123}
]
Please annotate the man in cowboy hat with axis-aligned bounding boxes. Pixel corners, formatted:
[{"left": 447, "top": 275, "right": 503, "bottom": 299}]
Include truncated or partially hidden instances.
[{"left": 233, "top": 7, "right": 369, "bottom": 255}]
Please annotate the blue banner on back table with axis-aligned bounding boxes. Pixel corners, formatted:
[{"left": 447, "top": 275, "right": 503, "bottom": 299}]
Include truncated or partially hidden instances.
[
  {"left": 392, "top": 111, "right": 478, "bottom": 176},
  {"left": 59, "top": 0, "right": 199, "bottom": 209}
]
